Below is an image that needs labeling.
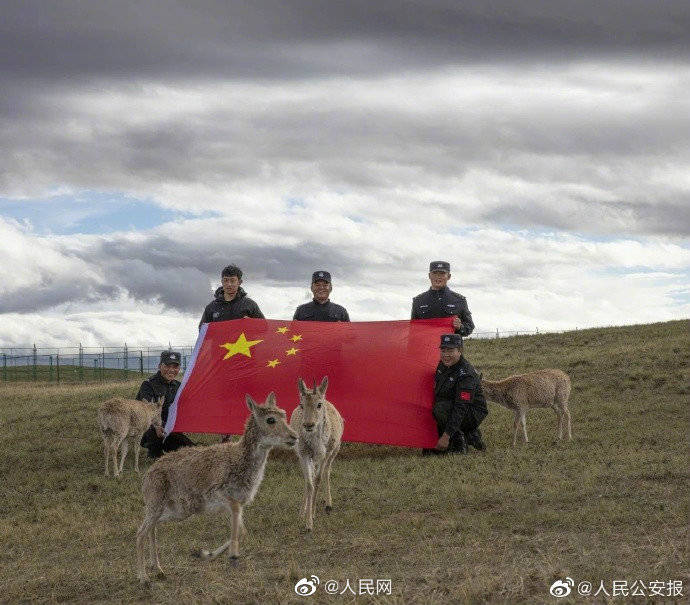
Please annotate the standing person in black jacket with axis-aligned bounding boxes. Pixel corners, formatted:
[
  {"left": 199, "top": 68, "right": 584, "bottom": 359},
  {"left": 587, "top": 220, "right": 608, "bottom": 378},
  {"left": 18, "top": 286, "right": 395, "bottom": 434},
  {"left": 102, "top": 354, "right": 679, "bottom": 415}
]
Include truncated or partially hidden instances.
[
  {"left": 199, "top": 264, "right": 264, "bottom": 329},
  {"left": 411, "top": 261, "right": 474, "bottom": 337},
  {"left": 138, "top": 351, "right": 195, "bottom": 458},
  {"left": 293, "top": 270, "right": 350, "bottom": 322},
  {"left": 200, "top": 264, "right": 264, "bottom": 443},
  {"left": 430, "top": 334, "right": 487, "bottom": 454}
]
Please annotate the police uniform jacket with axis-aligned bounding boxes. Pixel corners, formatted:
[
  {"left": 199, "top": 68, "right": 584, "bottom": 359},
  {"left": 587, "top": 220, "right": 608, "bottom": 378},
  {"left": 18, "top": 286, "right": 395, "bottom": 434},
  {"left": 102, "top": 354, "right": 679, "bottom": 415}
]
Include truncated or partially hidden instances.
[
  {"left": 293, "top": 299, "right": 350, "bottom": 322},
  {"left": 434, "top": 357, "right": 488, "bottom": 422},
  {"left": 136, "top": 371, "right": 181, "bottom": 424},
  {"left": 411, "top": 286, "right": 474, "bottom": 336},
  {"left": 199, "top": 286, "right": 264, "bottom": 329}
]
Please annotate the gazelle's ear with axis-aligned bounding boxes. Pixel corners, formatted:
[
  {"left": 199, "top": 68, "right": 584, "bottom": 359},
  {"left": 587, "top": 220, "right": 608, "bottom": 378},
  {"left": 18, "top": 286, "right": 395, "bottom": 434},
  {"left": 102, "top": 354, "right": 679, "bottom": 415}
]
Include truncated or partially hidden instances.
[
  {"left": 318, "top": 375, "right": 329, "bottom": 396},
  {"left": 157, "top": 395, "right": 165, "bottom": 408},
  {"left": 266, "top": 391, "right": 277, "bottom": 407},
  {"left": 245, "top": 394, "right": 258, "bottom": 413},
  {"left": 297, "top": 378, "right": 308, "bottom": 397}
]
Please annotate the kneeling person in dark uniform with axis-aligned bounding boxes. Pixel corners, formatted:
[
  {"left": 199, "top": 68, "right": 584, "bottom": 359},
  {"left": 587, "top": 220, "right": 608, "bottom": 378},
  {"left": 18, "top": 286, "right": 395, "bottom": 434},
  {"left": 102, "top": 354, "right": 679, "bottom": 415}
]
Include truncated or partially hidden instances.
[
  {"left": 293, "top": 271, "right": 350, "bottom": 322},
  {"left": 432, "top": 334, "right": 487, "bottom": 453},
  {"left": 139, "top": 351, "right": 195, "bottom": 458}
]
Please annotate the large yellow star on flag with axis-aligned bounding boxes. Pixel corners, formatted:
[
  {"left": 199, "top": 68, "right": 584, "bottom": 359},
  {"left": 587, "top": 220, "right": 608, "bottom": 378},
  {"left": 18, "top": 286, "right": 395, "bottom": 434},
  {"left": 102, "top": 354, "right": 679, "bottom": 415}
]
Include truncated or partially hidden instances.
[{"left": 220, "top": 333, "right": 263, "bottom": 360}]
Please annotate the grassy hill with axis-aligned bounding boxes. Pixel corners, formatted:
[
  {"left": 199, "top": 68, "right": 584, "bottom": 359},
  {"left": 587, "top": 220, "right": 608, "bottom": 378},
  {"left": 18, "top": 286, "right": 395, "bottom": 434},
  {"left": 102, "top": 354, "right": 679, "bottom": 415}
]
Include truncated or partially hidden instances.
[{"left": 0, "top": 320, "right": 687, "bottom": 603}]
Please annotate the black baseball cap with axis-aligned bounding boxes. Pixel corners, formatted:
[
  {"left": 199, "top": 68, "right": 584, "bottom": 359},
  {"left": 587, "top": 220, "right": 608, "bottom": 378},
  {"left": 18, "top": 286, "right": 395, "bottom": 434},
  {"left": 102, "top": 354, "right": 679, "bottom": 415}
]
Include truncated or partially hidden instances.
[
  {"left": 160, "top": 351, "right": 181, "bottom": 365},
  {"left": 440, "top": 334, "right": 463, "bottom": 348},
  {"left": 430, "top": 261, "right": 450, "bottom": 272},
  {"left": 312, "top": 270, "right": 332, "bottom": 283}
]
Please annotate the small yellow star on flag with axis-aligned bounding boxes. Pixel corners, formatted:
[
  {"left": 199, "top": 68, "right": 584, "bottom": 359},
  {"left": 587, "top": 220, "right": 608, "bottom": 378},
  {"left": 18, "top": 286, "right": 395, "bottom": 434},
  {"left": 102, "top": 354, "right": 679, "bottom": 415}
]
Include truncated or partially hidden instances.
[
  {"left": 267, "top": 359, "right": 281, "bottom": 368},
  {"left": 291, "top": 334, "right": 302, "bottom": 342},
  {"left": 276, "top": 326, "right": 288, "bottom": 334},
  {"left": 220, "top": 333, "right": 263, "bottom": 360},
  {"left": 286, "top": 347, "right": 299, "bottom": 356}
]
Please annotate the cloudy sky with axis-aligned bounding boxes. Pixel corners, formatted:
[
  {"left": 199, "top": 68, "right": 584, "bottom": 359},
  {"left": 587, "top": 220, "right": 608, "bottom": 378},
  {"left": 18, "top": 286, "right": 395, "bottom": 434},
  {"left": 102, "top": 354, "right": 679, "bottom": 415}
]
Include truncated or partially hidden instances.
[{"left": 1, "top": 0, "right": 688, "bottom": 347}]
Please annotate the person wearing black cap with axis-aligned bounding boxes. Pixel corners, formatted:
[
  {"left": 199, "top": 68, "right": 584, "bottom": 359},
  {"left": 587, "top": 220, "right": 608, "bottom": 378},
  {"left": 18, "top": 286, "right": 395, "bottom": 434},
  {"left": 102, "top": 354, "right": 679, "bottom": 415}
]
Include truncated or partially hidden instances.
[
  {"left": 293, "top": 271, "right": 350, "bottom": 322},
  {"left": 138, "top": 351, "right": 195, "bottom": 458},
  {"left": 411, "top": 261, "right": 474, "bottom": 337},
  {"left": 430, "top": 334, "right": 487, "bottom": 454},
  {"left": 199, "top": 264, "right": 264, "bottom": 330}
]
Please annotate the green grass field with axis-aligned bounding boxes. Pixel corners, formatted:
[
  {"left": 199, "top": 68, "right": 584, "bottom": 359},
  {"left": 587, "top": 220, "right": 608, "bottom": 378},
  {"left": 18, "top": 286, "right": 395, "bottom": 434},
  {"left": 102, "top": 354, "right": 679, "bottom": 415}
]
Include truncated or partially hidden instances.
[
  {"left": 1, "top": 364, "right": 143, "bottom": 383},
  {"left": 1, "top": 320, "right": 688, "bottom": 604}
]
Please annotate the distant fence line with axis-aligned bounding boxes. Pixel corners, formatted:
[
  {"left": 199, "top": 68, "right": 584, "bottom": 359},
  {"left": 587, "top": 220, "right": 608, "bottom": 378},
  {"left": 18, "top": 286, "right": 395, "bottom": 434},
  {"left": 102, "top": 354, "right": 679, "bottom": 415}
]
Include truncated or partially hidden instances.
[
  {"left": 0, "top": 344, "right": 194, "bottom": 383},
  {"left": 0, "top": 329, "right": 557, "bottom": 383}
]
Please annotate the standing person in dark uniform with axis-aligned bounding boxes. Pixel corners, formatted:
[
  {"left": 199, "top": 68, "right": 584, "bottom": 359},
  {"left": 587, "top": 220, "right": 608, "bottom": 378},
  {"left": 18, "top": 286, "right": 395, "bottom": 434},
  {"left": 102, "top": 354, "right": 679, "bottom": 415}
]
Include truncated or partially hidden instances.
[
  {"left": 199, "top": 264, "right": 264, "bottom": 330},
  {"left": 411, "top": 261, "right": 474, "bottom": 336},
  {"left": 139, "top": 351, "right": 195, "bottom": 458},
  {"left": 200, "top": 264, "right": 264, "bottom": 443},
  {"left": 293, "top": 271, "right": 350, "bottom": 322},
  {"left": 431, "top": 334, "right": 487, "bottom": 454}
]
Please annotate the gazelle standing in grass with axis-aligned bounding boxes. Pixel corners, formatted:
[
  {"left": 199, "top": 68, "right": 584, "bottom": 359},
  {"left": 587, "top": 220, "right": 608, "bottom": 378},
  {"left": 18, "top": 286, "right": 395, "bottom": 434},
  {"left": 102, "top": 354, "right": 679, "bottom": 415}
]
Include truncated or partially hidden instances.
[
  {"left": 98, "top": 396, "right": 164, "bottom": 477},
  {"left": 135, "top": 392, "right": 297, "bottom": 585},
  {"left": 290, "top": 376, "right": 344, "bottom": 532},
  {"left": 481, "top": 369, "right": 572, "bottom": 445}
]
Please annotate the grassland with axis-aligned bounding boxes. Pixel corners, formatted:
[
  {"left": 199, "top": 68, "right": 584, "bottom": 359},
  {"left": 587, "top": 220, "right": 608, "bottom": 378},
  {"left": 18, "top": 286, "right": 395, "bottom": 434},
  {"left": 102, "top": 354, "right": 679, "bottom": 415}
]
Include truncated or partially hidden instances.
[
  {"left": 0, "top": 320, "right": 687, "bottom": 604},
  {"left": 1, "top": 364, "right": 143, "bottom": 384}
]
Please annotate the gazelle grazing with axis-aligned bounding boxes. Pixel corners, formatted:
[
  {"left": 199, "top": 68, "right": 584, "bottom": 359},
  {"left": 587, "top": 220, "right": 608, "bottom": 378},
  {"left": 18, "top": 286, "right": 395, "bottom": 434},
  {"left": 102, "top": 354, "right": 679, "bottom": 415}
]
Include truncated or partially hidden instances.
[
  {"left": 98, "top": 396, "right": 164, "bottom": 477},
  {"left": 136, "top": 392, "right": 297, "bottom": 585},
  {"left": 290, "top": 376, "right": 344, "bottom": 532},
  {"left": 481, "top": 369, "right": 572, "bottom": 446}
]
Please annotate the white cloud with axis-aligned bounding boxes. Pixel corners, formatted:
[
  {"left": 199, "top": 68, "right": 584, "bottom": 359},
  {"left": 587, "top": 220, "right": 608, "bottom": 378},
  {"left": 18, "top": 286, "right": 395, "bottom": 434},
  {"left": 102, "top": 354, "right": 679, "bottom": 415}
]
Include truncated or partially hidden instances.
[{"left": 0, "top": 215, "right": 687, "bottom": 346}]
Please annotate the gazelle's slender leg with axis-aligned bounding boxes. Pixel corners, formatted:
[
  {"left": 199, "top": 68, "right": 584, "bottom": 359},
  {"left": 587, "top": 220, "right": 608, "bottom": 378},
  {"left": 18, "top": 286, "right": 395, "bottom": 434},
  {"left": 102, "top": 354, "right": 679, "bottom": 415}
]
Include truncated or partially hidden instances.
[
  {"left": 298, "top": 456, "right": 315, "bottom": 530},
  {"left": 564, "top": 408, "right": 572, "bottom": 440},
  {"left": 311, "top": 456, "right": 325, "bottom": 517},
  {"left": 521, "top": 412, "right": 528, "bottom": 443},
  {"left": 149, "top": 525, "right": 164, "bottom": 578},
  {"left": 111, "top": 443, "right": 120, "bottom": 477},
  {"left": 118, "top": 437, "right": 129, "bottom": 474},
  {"left": 229, "top": 499, "right": 243, "bottom": 559},
  {"left": 554, "top": 407, "right": 561, "bottom": 440},
  {"left": 137, "top": 514, "right": 154, "bottom": 584},
  {"left": 200, "top": 499, "right": 234, "bottom": 560},
  {"left": 103, "top": 437, "right": 110, "bottom": 476},
  {"left": 323, "top": 447, "right": 339, "bottom": 512}
]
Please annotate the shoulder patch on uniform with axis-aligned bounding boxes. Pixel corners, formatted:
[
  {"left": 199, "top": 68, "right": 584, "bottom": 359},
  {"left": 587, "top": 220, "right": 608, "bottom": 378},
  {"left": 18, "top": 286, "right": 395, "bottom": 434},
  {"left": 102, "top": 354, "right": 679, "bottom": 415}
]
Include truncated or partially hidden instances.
[{"left": 459, "top": 390, "right": 472, "bottom": 401}]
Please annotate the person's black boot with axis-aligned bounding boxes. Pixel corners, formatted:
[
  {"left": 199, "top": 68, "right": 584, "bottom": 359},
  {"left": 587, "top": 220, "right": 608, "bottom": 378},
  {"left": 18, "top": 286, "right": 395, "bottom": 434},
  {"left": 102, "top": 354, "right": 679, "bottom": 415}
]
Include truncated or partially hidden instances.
[
  {"left": 146, "top": 442, "right": 164, "bottom": 459},
  {"left": 466, "top": 429, "right": 486, "bottom": 451},
  {"left": 449, "top": 431, "right": 468, "bottom": 454}
]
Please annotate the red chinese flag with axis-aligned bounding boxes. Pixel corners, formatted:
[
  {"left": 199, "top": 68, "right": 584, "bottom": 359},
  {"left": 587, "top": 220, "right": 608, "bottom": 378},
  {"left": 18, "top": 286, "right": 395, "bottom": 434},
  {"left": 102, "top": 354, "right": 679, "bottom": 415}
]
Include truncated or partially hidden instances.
[{"left": 165, "top": 317, "right": 452, "bottom": 448}]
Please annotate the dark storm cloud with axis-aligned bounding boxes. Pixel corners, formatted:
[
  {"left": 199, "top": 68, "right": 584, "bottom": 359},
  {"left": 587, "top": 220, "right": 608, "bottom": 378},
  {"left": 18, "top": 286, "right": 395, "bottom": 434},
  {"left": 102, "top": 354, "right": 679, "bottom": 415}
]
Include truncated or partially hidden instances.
[
  {"left": 0, "top": 230, "right": 367, "bottom": 314},
  {"left": 91, "top": 232, "right": 365, "bottom": 283},
  {"left": 1, "top": 0, "right": 688, "bottom": 83},
  {"left": 0, "top": 280, "right": 117, "bottom": 314},
  {"left": 480, "top": 198, "right": 690, "bottom": 237},
  {"left": 0, "top": 0, "right": 688, "bottom": 239}
]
